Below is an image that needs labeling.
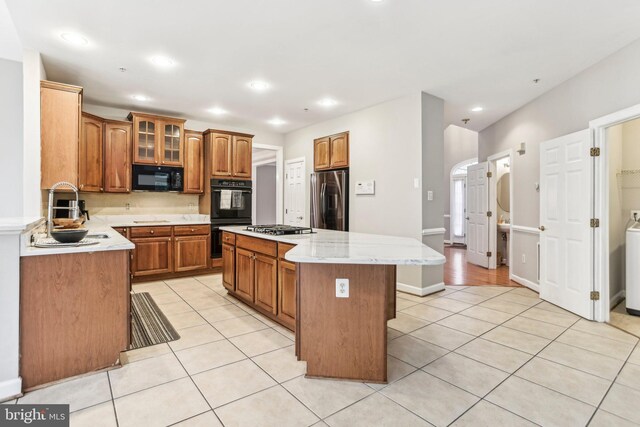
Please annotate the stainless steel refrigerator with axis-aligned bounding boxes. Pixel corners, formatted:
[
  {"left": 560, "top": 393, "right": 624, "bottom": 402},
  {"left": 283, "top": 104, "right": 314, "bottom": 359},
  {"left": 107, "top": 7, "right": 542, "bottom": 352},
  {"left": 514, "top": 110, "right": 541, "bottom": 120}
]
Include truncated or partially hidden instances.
[{"left": 310, "top": 170, "right": 349, "bottom": 231}]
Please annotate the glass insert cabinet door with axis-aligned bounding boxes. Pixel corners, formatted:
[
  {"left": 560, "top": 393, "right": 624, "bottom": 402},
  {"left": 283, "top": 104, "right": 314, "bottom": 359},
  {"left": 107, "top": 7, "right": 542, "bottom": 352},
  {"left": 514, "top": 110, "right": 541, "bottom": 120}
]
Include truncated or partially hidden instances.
[
  {"left": 163, "top": 123, "right": 182, "bottom": 165},
  {"left": 137, "top": 120, "right": 156, "bottom": 164}
]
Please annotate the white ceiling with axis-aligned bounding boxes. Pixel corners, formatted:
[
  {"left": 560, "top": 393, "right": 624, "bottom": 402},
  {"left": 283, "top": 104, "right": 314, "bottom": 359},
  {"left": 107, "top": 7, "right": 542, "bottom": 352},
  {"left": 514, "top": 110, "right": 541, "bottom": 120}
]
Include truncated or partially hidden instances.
[
  {"left": 7, "top": 0, "right": 640, "bottom": 133},
  {"left": 0, "top": 0, "right": 21, "bottom": 61}
]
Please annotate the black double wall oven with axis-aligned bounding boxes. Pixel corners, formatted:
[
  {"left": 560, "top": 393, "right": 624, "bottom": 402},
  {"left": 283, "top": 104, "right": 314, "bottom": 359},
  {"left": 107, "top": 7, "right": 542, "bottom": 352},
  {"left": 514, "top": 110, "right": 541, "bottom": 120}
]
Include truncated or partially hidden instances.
[{"left": 210, "top": 179, "right": 252, "bottom": 258}]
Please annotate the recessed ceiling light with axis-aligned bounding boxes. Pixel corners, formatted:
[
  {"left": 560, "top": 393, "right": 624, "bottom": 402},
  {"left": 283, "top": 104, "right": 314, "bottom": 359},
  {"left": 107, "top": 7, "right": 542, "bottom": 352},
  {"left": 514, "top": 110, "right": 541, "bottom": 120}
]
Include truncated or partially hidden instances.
[
  {"left": 268, "top": 118, "right": 286, "bottom": 126},
  {"left": 131, "top": 94, "right": 149, "bottom": 101},
  {"left": 318, "top": 98, "right": 338, "bottom": 107},
  {"left": 471, "top": 106, "right": 484, "bottom": 112},
  {"left": 60, "top": 32, "right": 88, "bottom": 46},
  {"left": 150, "top": 56, "right": 175, "bottom": 67},
  {"left": 248, "top": 80, "right": 270, "bottom": 91},
  {"left": 208, "top": 107, "right": 227, "bottom": 115}
]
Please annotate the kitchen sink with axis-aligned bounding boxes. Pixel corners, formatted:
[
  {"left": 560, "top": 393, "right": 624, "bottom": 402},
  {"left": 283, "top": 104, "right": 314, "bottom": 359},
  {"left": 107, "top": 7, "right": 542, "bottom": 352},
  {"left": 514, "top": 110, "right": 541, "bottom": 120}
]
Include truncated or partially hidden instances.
[{"left": 86, "top": 234, "right": 110, "bottom": 239}]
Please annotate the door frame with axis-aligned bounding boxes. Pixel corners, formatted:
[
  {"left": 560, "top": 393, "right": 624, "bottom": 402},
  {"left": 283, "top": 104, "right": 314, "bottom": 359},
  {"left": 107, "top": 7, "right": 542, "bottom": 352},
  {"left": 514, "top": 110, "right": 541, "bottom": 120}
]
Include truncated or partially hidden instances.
[
  {"left": 488, "top": 150, "right": 514, "bottom": 272},
  {"left": 252, "top": 143, "right": 284, "bottom": 224},
  {"left": 590, "top": 102, "right": 640, "bottom": 322},
  {"left": 284, "top": 157, "right": 306, "bottom": 226}
]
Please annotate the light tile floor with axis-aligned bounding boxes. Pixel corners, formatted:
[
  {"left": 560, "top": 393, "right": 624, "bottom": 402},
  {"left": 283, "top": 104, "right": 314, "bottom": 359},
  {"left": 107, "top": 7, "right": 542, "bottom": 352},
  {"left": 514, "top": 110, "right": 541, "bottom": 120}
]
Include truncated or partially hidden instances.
[{"left": 7, "top": 275, "right": 640, "bottom": 426}]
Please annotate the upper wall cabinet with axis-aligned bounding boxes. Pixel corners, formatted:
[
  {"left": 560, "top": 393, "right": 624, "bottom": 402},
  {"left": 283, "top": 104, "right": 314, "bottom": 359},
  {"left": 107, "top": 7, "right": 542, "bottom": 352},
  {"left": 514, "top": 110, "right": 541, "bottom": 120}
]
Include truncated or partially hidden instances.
[
  {"left": 104, "top": 120, "right": 132, "bottom": 193},
  {"left": 314, "top": 131, "right": 349, "bottom": 171},
  {"left": 79, "top": 113, "right": 104, "bottom": 192},
  {"left": 40, "top": 81, "right": 83, "bottom": 189},
  {"left": 128, "top": 112, "right": 186, "bottom": 167},
  {"left": 183, "top": 130, "right": 204, "bottom": 194},
  {"left": 204, "top": 130, "right": 254, "bottom": 179}
]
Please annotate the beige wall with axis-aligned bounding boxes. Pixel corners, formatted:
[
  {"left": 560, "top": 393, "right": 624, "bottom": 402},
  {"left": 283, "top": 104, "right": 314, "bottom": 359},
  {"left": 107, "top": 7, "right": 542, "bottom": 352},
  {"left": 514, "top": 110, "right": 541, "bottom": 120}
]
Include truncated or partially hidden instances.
[
  {"left": 284, "top": 93, "right": 443, "bottom": 290},
  {"left": 479, "top": 38, "right": 640, "bottom": 286},
  {"left": 443, "top": 125, "right": 478, "bottom": 241},
  {"left": 50, "top": 191, "right": 200, "bottom": 216},
  {"left": 0, "top": 58, "right": 23, "bottom": 217}
]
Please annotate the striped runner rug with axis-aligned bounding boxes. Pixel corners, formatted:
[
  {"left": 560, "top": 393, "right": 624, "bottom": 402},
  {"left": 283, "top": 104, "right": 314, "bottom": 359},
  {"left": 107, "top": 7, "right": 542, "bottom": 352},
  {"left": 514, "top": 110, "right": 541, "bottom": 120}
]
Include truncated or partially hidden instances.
[{"left": 130, "top": 292, "right": 180, "bottom": 350}]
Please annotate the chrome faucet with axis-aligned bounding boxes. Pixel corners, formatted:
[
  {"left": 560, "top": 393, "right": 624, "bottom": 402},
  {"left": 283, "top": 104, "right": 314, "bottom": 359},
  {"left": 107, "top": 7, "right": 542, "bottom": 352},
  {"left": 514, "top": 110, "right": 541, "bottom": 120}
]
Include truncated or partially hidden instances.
[{"left": 47, "top": 181, "right": 80, "bottom": 236}]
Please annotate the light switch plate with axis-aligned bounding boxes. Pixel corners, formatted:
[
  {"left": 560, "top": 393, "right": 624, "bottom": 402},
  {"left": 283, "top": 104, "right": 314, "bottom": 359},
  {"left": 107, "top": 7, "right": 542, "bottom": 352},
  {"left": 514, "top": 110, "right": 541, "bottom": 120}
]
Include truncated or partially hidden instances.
[
  {"left": 427, "top": 190, "right": 434, "bottom": 201},
  {"left": 336, "top": 278, "right": 349, "bottom": 298},
  {"left": 355, "top": 180, "right": 375, "bottom": 195}
]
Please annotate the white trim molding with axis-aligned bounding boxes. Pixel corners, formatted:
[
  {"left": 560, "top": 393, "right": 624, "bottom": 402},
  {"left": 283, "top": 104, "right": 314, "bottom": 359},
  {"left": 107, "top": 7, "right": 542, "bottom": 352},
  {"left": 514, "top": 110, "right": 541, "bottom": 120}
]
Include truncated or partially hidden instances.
[
  {"left": 510, "top": 273, "right": 540, "bottom": 293},
  {"left": 397, "top": 281, "right": 445, "bottom": 296},
  {"left": 511, "top": 225, "right": 541, "bottom": 235},
  {"left": 443, "top": 214, "right": 451, "bottom": 218},
  {"left": 253, "top": 143, "right": 284, "bottom": 224},
  {"left": 0, "top": 378, "right": 22, "bottom": 401},
  {"left": 422, "top": 227, "right": 446, "bottom": 236}
]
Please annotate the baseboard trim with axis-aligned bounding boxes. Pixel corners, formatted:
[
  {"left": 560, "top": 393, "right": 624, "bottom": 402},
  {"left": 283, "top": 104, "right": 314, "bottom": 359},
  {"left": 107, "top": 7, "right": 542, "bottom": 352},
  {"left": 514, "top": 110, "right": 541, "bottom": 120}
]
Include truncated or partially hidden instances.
[
  {"left": 397, "top": 281, "right": 445, "bottom": 296},
  {"left": 0, "top": 377, "right": 22, "bottom": 402},
  {"left": 510, "top": 274, "right": 539, "bottom": 293},
  {"left": 422, "top": 228, "right": 446, "bottom": 236},
  {"left": 611, "top": 290, "right": 626, "bottom": 310},
  {"left": 444, "top": 240, "right": 452, "bottom": 245}
]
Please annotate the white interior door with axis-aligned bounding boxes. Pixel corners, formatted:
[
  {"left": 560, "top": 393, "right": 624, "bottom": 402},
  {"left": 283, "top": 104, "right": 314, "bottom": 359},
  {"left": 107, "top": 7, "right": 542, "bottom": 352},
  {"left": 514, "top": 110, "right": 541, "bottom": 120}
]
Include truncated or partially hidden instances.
[
  {"left": 540, "top": 129, "right": 593, "bottom": 319},
  {"left": 466, "top": 162, "right": 489, "bottom": 268},
  {"left": 285, "top": 159, "right": 305, "bottom": 226}
]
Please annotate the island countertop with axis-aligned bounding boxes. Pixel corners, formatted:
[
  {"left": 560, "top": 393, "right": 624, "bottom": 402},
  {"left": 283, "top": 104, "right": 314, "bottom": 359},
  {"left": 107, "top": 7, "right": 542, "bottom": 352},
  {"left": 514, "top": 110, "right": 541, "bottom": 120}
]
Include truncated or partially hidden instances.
[{"left": 220, "top": 226, "right": 446, "bottom": 265}]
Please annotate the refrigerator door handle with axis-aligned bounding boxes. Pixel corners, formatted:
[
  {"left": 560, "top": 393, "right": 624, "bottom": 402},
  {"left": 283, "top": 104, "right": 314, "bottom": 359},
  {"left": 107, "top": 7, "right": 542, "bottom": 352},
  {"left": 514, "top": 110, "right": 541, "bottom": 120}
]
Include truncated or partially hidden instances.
[{"left": 320, "top": 182, "right": 327, "bottom": 224}]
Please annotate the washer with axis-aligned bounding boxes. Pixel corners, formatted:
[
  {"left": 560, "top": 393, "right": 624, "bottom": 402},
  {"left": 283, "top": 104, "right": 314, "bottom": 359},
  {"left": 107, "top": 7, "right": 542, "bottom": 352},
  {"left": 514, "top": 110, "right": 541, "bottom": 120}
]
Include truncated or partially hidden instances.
[{"left": 626, "top": 222, "right": 640, "bottom": 316}]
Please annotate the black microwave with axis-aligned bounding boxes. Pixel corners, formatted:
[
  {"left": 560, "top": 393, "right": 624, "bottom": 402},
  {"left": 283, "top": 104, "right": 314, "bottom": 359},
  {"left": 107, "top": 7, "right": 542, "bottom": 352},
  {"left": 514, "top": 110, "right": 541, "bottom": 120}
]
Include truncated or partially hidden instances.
[{"left": 132, "top": 165, "right": 183, "bottom": 192}]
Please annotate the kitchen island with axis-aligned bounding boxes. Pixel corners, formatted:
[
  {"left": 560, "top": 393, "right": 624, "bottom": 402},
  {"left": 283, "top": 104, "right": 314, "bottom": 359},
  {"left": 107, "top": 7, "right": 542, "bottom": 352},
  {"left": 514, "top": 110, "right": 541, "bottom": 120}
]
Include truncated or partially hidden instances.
[{"left": 220, "top": 226, "right": 445, "bottom": 383}]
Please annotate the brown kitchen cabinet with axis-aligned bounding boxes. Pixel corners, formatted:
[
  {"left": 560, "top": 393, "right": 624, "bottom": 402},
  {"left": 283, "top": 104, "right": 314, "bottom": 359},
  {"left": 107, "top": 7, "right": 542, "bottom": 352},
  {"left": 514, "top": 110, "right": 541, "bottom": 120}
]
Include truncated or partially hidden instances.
[
  {"left": 222, "top": 243, "right": 236, "bottom": 291},
  {"left": 277, "top": 243, "right": 297, "bottom": 330},
  {"left": 175, "top": 233, "right": 210, "bottom": 272},
  {"left": 232, "top": 135, "right": 252, "bottom": 178},
  {"left": 40, "top": 81, "right": 83, "bottom": 189},
  {"left": 254, "top": 254, "right": 277, "bottom": 314},
  {"left": 314, "top": 131, "right": 349, "bottom": 171},
  {"left": 79, "top": 113, "right": 104, "bottom": 192},
  {"left": 221, "top": 233, "right": 297, "bottom": 331},
  {"left": 104, "top": 120, "right": 132, "bottom": 193},
  {"left": 131, "top": 236, "right": 173, "bottom": 277},
  {"left": 204, "top": 130, "right": 254, "bottom": 179},
  {"left": 128, "top": 112, "right": 186, "bottom": 167},
  {"left": 235, "top": 247, "right": 255, "bottom": 302},
  {"left": 184, "top": 130, "right": 204, "bottom": 193}
]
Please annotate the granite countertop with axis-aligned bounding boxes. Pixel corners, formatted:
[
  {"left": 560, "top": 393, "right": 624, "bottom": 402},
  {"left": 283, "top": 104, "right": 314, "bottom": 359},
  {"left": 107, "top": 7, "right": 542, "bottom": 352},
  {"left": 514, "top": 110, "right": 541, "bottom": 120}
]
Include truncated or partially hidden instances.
[
  {"left": 20, "top": 214, "right": 211, "bottom": 257},
  {"left": 220, "top": 226, "right": 446, "bottom": 266}
]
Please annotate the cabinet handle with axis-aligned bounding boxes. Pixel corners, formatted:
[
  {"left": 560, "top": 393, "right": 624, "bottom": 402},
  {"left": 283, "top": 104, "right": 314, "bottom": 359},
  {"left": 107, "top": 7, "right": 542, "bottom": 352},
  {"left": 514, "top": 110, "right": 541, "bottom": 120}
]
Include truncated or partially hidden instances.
[
  {"left": 100, "top": 187, "right": 104, "bottom": 191},
  {"left": 126, "top": 188, "right": 129, "bottom": 192},
  {"left": 191, "top": 228, "right": 195, "bottom": 232},
  {"left": 150, "top": 230, "right": 154, "bottom": 234}
]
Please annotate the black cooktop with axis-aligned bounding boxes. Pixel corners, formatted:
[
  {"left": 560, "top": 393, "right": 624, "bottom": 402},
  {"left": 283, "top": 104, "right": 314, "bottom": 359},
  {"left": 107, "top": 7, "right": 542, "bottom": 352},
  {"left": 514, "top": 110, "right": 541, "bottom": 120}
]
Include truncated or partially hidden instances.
[{"left": 246, "top": 225, "right": 314, "bottom": 235}]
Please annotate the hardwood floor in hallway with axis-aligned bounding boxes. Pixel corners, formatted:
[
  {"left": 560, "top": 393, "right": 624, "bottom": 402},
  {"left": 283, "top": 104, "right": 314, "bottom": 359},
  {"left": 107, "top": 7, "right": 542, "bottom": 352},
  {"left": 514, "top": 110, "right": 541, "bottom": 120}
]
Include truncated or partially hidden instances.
[{"left": 444, "top": 245, "right": 522, "bottom": 287}]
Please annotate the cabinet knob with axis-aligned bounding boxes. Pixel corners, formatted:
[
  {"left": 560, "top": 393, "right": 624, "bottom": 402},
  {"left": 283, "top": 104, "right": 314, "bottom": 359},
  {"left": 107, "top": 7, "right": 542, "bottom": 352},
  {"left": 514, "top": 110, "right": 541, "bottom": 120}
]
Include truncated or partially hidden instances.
[
  {"left": 150, "top": 230, "right": 154, "bottom": 234},
  {"left": 100, "top": 187, "right": 103, "bottom": 191},
  {"left": 191, "top": 228, "right": 195, "bottom": 232},
  {"left": 126, "top": 188, "right": 129, "bottom": 192}
]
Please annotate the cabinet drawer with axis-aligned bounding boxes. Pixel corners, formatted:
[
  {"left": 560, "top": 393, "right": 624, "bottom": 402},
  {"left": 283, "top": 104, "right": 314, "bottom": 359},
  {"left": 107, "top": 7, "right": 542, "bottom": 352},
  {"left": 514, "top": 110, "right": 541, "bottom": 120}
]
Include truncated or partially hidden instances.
[
  {"left": 130, "top": 226, "right": 172, "bottom": 238},
  {"left": 278, "top": 243, "right": 296, "bottom": 260},
  {"left": 113, "top": 227, "right": 128, "bottom": 238},
  {"left": 236, "top": 234, "right": 277, "bottom": 257},
  {"left": 222, "top": 231, "right": 236, "bottom": 245},
  {"left": 174, "top": 225, "right": 210, "bottom": 236}
]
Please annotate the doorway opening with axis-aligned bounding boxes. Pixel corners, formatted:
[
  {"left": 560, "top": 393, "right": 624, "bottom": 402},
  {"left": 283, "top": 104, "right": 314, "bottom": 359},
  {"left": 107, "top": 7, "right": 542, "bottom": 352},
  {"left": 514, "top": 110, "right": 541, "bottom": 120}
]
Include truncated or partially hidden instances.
[
  {"left": 444, "top": 158, "right": 520, "bottom": 286},
  {"left": 252, "top": 144, "right": 284, "bottom": 225},
  {"left": 599, "top": 115, "right": 640, "bottom": 335}
]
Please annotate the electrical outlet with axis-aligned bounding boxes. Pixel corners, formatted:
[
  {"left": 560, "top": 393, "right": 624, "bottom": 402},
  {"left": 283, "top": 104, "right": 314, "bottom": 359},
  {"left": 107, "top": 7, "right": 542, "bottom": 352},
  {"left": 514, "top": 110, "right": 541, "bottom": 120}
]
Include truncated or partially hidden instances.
[
  {"left": 413, "top": 178, "right": 420, "bottom": 189},
  {"left": 125, "top": 202, "right": 131, "bottom": 211},
  {"left": 427, "top": 190, "right": 434, "bottom": 201},
  {"left": 522, "top": 254, "right": 526, "bottom": 263},
  {"left": 631, "top": 210, "right": 640, "bottom": 221},
  {"left": 336, "top": 278, "right": 349, "bottom": 298}
]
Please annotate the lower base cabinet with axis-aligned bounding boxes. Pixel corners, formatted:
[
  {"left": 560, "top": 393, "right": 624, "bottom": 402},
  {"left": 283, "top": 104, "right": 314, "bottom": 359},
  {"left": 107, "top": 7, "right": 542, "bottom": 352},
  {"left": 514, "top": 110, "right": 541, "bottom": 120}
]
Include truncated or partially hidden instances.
[
  {"left": 255, "top": 254, "right": 277, "bottom": 314},
  {"left": 222, "top": 232, "right": 297, "bottom": 331},
  {"left": 175, "top": 235, "right": 209, "bottom": 272},
  {"left": 131, "top": 237, "right": 173, "bottom": 276},
  {"left": 127, "top": 225, "right": 211, "bottom": 279},
  {"left": 277, "top": 259, "right": 297, "bottom": 330}
]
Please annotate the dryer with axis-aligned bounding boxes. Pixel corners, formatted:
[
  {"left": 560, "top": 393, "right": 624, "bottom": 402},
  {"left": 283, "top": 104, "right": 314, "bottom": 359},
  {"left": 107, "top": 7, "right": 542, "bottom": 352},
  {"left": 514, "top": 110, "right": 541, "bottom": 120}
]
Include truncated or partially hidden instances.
[{"left": 626, "top": 222, "right": 640, "bottom": 315}]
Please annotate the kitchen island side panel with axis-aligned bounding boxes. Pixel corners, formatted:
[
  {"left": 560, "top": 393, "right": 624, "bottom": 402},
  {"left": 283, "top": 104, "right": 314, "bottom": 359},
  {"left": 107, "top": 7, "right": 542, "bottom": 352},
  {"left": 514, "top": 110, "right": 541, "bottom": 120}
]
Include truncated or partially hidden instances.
[
  {"left": 20, "top": 250, "right": 130, "bottom": 389},
  {"left": 297, "top": 263, "right": 392, "bottom": 383}
]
